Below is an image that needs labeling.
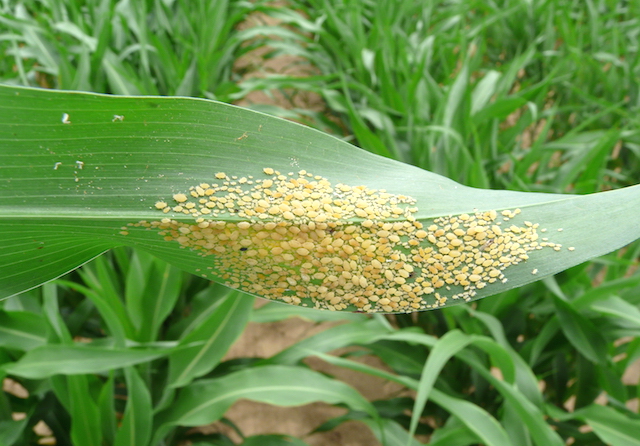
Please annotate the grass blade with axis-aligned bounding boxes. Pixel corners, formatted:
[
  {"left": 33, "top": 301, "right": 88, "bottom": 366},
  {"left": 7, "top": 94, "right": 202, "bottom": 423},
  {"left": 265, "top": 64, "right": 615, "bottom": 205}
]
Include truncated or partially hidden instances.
[
  {"left": 552, "top": 293, "right": 608, "bottom": 364},
  {"left": 167, "top": 291, "right": 255, "bottom": 388},
  {"left": 409, "top": 330, "right": 475, "bottom": 439},
  {"left": 114, "top": 367, "right": 152, "bottom": 446},
  {"left": 3, "top": 344, "right": 171, "bottom": 379},
  {"left": 313, "top": 350, "right": 510, "bottom": 446},
  {"left": 153, "top": 365, "right": 377, "bottom": 444},
  {"left": 0, "top": 310, "right": 47, "bottom": 350},
  {"left": 577, "top": 405, "right": 640, "bottom": 446},
  {"left": 64, "top": 375, "right": 102, "bottom": 446}
]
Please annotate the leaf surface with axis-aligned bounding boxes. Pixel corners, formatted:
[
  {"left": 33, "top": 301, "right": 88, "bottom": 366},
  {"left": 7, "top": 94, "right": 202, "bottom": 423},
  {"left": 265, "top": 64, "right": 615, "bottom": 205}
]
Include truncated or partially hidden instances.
[{"left": 1, "top": 85, "right": 639, "bottom": 312}]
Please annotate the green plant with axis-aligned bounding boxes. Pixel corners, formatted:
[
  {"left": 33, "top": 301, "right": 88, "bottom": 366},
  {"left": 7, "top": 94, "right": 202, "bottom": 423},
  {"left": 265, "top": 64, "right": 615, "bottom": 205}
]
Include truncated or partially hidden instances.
[
  {"left": 2, "top": 0, "right": 640, "bottom": 445},
  {"left": 2, "top": 80, "right": 640, "bottom": 446},
  {"left": 0, "top": 0, "right": 280, "bottom": 100},
  {"left": 245, "top": 0, "right": 640, "bottom": 192}
]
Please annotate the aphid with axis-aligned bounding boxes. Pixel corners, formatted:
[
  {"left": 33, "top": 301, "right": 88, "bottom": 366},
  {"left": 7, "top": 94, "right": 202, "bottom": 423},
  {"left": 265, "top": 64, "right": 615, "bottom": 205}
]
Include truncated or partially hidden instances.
[
  {"left": 62, "top": 113, "right": 71, "bottom": 124},
  {"left": 53, "top": 162, "right": 62, "bottom": 170},
  {"left": 532, "top": 269, "right": 538, "bottom": 275},
  {"left": 112, "top": 115, "right": 125, "bottom": 122},
  {"left": 173, "top": 194, "right": 188, "bottom": 203},
  {"left": 75, "top": 160, "right": 84, "bottom": 170},
  {"left": 479, "top": 238, "right": 495, "bottom": 252}
]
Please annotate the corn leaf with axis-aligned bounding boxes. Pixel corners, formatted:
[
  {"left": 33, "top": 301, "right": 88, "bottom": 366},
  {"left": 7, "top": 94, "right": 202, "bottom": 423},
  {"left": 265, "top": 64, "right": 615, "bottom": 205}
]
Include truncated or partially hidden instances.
[{"left": 1, "top": 85, "right": 639, "bottom": 312}]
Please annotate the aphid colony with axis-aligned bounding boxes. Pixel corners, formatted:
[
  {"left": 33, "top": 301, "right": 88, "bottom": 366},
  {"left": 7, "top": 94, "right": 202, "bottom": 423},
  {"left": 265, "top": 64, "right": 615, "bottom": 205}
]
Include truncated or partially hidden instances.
[{"left": 130, "top": 169, "right": 563, "bottom": 312}]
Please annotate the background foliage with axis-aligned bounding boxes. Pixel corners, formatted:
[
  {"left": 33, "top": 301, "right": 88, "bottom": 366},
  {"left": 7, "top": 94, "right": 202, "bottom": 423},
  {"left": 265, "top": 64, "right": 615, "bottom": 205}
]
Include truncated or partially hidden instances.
[{"left": 1, "top": 0, "right": 640, "bottom": 445}]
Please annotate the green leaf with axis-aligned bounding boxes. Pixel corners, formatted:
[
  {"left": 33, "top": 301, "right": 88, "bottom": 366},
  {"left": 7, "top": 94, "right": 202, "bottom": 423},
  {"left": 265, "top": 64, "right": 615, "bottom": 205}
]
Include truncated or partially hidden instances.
[
  {"left": 552, "top": 294, "right": 608, "bottom": 364},
  {"left": 67, "top": 375, "right": 102, "bottom": 446},
  {"left": 426, "top": 425, "right": 479, "bottom": 446},
  {"left": 1, "top": 85, "right": 640, "bottom": 313},
  {"left": 457, "top": 351, "right": 565, "bottom": 446},
  {"left": 2, "top": 344, "right": 171, "bottom": 379},
  {"left": 575, "top": 405, "right": 640, "bottom": 446},
  {"left": 98, "top": 375, "right": 118, "bottom": 446},
  {"left": 0, "top": 310, "right": 47, "bottom": 350},
  {"left": 409, "top": 330, "right": 475, "bottom": 438},
  {"left": 361, "top": 418, "right": 423, "bottom": 446},
  {"left": 153, "top": 365, "right": 377, "bottom": 444},
  {"left": 429, "top": 389, "right": 511, "bottom": 446},
  {"left": 167, "top": 291, "right": 255, "bottom": 388},
  {"left": 114, "top": 367, "right": 152, "bottom": 446},
  {"left": 382, "top": 331, "right": 564, "bottom": 446},
  {"left": 0, "top": 418, "right": 29, "bottom": 446},
  {"left": 409, "top": 330, "right": 510, "bottom": 446},
  {"left": 311, "top": 350, "right": 510, "bottom": 446},
  {"left": 241, "top": 435, "right": 310, "bottom": 446},
  {"left": 125, "top": 250, "right": 183, "bottom": 341},
  {"left": 251, "top": 301, "right": 367, "bottom": 323},
  {"left": 590, "top": 295, "right": 640, "bottom": 328},
  {"left": 260, "top": 318, "right": 394, "bottom": 365}
]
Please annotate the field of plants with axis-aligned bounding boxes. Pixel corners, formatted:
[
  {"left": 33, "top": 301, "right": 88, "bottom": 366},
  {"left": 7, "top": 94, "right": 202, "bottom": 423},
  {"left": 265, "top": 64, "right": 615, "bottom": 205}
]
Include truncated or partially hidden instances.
[{"left": 1, "top": 0, "right": 640, "bottom": 445}]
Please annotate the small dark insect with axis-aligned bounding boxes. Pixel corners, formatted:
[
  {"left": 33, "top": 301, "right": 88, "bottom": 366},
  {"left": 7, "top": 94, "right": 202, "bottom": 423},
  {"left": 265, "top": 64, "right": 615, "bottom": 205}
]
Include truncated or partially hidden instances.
[
  {"left": 239, "top": 247, "right": 248, "bottom": 251},
  {"left": 479, "top": 238, "right": 495, "bottom": 252}
]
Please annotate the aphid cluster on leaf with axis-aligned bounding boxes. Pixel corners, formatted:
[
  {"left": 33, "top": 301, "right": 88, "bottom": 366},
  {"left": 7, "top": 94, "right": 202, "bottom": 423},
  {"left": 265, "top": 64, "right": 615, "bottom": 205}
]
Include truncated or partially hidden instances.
[{"left": 128, "top": 169, "right": 565, "bottom": 312}]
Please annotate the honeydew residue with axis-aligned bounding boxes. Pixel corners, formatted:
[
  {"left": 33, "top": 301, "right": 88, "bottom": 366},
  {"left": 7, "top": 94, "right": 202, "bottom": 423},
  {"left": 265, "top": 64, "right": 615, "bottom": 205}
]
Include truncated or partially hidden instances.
[{"left": 129, "top": 168, "right": 564, "bottom": 312}]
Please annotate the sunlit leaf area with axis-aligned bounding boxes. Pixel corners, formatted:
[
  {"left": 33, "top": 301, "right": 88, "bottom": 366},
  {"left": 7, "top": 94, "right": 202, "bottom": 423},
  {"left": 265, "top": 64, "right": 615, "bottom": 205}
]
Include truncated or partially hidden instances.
[{"left": 1, "top": 1, "right": 639, "bottom": 445}]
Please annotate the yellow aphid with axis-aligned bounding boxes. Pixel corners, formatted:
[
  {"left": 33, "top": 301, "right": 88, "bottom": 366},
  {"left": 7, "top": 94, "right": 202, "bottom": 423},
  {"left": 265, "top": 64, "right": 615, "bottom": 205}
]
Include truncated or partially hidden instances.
[{"left": 173, "top": 194, "right": 188, "bottom": 203}]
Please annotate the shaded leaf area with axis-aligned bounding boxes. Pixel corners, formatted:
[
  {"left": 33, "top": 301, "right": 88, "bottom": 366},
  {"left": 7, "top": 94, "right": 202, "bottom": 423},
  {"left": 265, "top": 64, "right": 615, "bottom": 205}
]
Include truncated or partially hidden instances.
[{"left": 2, "top": 85, "right": 640, "bottom": 313}]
